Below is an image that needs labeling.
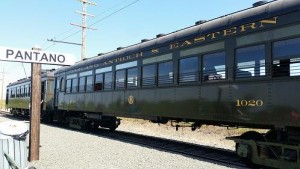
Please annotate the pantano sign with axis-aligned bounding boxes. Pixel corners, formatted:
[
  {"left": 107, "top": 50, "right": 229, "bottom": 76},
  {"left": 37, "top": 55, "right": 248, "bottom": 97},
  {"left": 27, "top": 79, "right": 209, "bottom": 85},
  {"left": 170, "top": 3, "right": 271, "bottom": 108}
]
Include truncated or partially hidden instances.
[{"left": 0, "top": 47, "right": 75, "bottom": 65}]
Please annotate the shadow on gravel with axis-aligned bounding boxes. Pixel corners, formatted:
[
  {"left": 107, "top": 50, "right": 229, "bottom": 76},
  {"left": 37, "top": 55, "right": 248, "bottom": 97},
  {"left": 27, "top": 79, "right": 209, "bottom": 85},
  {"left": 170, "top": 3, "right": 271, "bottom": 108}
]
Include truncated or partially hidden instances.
[{"left": 0, "top": 112, "right": 248, "bottom": 169}]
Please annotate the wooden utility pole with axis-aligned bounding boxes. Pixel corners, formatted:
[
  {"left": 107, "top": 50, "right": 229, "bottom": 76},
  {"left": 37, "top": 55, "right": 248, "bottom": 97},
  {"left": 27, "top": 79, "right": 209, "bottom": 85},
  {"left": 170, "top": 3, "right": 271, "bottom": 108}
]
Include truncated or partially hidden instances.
[
  {"left": 71, "top": 0, "right": 97, "bottom": 60},
  {"left": 0, "top": 67, "right": 5, "bottom": 110},
  {"left": 1, "top": 67, "right": 4, "bottom": 110},
  {"left": 29, "top": 47, "right": 42, "bottom": 161}
]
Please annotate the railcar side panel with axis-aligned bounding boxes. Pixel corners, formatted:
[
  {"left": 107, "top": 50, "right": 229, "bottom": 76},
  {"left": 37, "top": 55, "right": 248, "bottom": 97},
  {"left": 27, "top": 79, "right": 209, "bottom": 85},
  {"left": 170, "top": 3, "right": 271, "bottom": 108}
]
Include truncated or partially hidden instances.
[
  {"left": 271, "top": 79, "right": 300, "bottom": 128},
  {"left": 84, "top": 93, "right": 95, "bottom": 112},
  {"left": 200, "top": 83, "right": 231, "bottom": 121},
  {"left": 124, "top": 90, "right": 139, "bottom": 114},
  {"left": 74, "top": 93, "right": 83, "bottom": 110},
  {"left": 231, "top": 81, "right": 270, "bottom": 125},
  {"left": 137, "top": 88, "right": 157, "bottom": 116},
  {"left": 174, "top": 86, "right": 199, "bottom": 119}
]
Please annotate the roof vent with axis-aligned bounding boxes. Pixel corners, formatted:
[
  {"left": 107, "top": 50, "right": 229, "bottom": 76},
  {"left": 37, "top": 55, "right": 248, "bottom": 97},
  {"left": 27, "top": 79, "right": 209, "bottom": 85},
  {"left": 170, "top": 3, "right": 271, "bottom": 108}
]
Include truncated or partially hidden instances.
[
  {"left": 195, "top": 20, "right": 206, "bottom": 25},
  {"left": 253, "top": 1, "right": 267, "bottom": 7},
  {"left": 117, "top": 47, "right": 123, "bottom": 50},
  {"left": 141, "top": 39, "right": 150, "bottom": 43},
  {"left": 156, "top": 34, "right": 165, "bottom": 38},
  {"left": 97, "top": 53, "right": 104, "bottom": 56},
  {"left": 83, "top": 58, "right": 88, "bottom": 61}
]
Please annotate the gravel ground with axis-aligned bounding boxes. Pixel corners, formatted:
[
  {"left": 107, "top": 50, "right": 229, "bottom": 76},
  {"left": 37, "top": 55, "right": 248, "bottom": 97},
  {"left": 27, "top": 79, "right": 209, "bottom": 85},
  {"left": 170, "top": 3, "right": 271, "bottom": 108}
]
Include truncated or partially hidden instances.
[{"left": 0, "top": 113, "right": 245, "bottom": 169}]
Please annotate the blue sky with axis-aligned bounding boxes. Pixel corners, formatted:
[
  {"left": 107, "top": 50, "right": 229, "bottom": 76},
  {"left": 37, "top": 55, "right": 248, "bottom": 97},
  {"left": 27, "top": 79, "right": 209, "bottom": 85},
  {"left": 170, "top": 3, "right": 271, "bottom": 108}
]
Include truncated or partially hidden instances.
[{"left": 0, "top": 0, "right": 260, "bottom": 84}]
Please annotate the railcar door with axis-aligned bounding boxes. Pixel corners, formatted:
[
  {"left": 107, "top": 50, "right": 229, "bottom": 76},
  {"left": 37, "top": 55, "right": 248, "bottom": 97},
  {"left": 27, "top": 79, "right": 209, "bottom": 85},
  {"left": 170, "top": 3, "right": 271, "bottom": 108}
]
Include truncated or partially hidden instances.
[
  {"left": 54, "top": 77, "right": 59, "bottom": 107},
  {"left": 5, "top": 89, "right": 9, "bottom": 105},
  {"left": 41, "top": 81, "right": 46, "bottom": 110}
]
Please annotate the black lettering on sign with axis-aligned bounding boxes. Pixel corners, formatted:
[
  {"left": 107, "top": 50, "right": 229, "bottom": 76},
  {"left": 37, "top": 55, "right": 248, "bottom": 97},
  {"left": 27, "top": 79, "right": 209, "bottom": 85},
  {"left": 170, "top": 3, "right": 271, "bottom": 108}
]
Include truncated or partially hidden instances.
[
  {"left": 40, "top": 53, "right": 48, "bottom": 62},
  {"left": 6, "top": 49, "right": 14, "bottom": 58},
  {"left": 58, "top": 55, "right": 65, "bottom": 63},
  {"left": 15, "top": 51, "right": 23, "bottom": 59}
]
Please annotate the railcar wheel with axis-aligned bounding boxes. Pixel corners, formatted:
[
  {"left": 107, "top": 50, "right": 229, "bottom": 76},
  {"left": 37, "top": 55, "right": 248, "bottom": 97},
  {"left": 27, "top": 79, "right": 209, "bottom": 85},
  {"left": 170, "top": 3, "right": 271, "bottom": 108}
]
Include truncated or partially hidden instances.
[
  {"left": 236, "top": 131, "right": 266, "bottom": 168},
  {"left": 109, "top": 125, "right": 117, "bottom": 131}
]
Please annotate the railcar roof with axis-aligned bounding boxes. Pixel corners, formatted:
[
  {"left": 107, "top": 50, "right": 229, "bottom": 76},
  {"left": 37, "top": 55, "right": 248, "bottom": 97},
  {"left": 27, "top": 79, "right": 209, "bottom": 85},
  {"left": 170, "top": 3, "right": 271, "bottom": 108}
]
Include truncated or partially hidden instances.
[
  {"left": 7, "top": 70, "right": 55, "bottom": 87},
  {"left": 55, "top": 0, "right": 300, "bottom": 74}
]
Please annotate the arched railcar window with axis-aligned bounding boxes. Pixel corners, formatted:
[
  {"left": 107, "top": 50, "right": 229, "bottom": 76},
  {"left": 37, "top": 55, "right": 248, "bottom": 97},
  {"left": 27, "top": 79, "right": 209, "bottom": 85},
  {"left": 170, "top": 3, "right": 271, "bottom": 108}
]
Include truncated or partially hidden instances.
[
  {"left": 66, "top": 73, "right": 78, "bottom": 93},
  {"left": 179, "top": 57, "right": 199, "bottom": 83},
  {"left": 202, "top": 52, "right": 226, "bottom": 81},
  {"left": 79, "top": 70, "right": 93, "bottom": 92},
  {"left": 115, "top": 61, "right": 138, "bottom": 89},
  {"left": 272, "top": 37, "right": 300, "bottom": 77},
  {"left": 236, "top": 45, "right": 265, "bottom": 78},
  {"left": 60, "top": 77, "right": 65, "bottom": 92},
  {"left": 95, "top": 66, "right": 112, "bottom": 91}
]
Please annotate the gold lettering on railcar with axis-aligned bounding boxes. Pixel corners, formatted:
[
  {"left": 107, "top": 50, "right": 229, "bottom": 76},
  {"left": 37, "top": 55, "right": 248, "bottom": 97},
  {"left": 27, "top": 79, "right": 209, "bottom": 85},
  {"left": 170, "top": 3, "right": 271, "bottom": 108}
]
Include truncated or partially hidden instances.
[
  {"left": 207, "top": 32, "right": 221, "bottom": 39},
  {"left": 223, "top": 27, "right": 237, "bottom": 36},
  {"left": 181, "top": 40, "right": 193, "bottom": 47},
  {"left": 170, "top": 42, "right": 179, "bottom": 49},
  {"left": 240, "top": 23, "right": 257, "bottom": 32},
  {"left": 97, "top": 17, "right": 278, "bottom": 67},
  {"left": 236, "top": 100, "right": 263, "bottom": 107},
  {"left": 128, "top": 95, "right": 134, "bottom": 105},
  {"left": 259, "top": 17, "right": 278, "bottom": 27},
  {"left": 151, "top": 48, "right": 159, "bottom": 54},
  {"left": 194, "top": 35, "right": 206, "bottom": 43}
]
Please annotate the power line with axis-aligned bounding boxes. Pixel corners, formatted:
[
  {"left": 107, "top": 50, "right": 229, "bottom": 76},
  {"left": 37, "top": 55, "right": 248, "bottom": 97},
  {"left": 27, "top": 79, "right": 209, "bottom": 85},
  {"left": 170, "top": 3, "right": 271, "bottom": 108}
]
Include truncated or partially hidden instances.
[
  {"left": 43, "top": 0, "right": 141, "bottom": 51},
  {"left": 89, "top": 0, "right": 140, "bottom": 27}
]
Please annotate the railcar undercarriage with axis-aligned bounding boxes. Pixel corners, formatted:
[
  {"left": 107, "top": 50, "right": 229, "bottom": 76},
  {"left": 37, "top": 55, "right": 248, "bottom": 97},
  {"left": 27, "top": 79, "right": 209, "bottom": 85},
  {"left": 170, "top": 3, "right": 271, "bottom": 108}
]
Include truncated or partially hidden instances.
[
  {"left": 43, "top": 110, "right": 121, "bottom": 131},
  {"left": 228, "top": 127, "right": 300, "bottom": 169}
]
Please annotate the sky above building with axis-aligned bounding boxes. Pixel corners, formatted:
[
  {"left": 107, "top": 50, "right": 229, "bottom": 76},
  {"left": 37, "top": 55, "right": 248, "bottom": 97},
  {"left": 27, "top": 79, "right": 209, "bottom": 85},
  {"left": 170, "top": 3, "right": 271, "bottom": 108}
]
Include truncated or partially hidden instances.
[{"left": 0, "top": 0, "right": 260, "bottom": 84}]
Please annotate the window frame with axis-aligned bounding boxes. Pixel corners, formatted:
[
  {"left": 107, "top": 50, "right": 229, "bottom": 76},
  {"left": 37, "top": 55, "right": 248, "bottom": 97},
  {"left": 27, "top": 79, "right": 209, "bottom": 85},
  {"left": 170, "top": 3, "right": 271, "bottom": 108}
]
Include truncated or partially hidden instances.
[
  {"left": 235, "top": 44, "right": 266, "bottom": 79},
  {"left": 158, "top": 60, "right": 174, "bottom": 86},
  {"left": 179, "top": 56, "right": 199, "bottom": 84},
  {"left": 202, "top": 51, "right": 227, "bottom": 82},
  {"left": 142, "top": 64, "right": 156, "bottom": 87}
]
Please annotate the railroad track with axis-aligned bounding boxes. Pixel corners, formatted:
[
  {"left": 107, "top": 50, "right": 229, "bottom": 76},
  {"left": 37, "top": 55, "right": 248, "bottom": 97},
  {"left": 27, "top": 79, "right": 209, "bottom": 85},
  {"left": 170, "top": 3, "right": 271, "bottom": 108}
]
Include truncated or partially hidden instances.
[
  {"left": 93, "top": 129, "right": 249, "bottom": 169},
  {"left": 1, "top": 112, "right": 249, "bottom": 168}
]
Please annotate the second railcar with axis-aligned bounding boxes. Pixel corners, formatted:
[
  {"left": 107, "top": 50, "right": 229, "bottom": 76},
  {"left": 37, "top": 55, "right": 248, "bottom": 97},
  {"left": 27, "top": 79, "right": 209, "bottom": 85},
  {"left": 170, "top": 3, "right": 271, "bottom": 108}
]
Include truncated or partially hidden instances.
[{"left": 6, "top": 69, "right": 55, "bottom": 116}]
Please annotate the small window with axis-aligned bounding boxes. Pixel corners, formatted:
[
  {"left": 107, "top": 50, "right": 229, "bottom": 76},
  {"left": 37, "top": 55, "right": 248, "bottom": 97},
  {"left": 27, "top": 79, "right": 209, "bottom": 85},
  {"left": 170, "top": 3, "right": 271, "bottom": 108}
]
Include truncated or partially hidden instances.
[
  {"left": 60, "top": 77, "right": 65, "bottom": 92},
  {"left": 66, "top": 79, "right": 72, "bottom": 93},
  {"left": 142, "top": 64, "right": 156, "bottom": 87},
  {"left": 21, "top": 86, "right": 24, "bottom": 97},
  {"left": 116, "top": 70, "right": 126, "bottom": 89},
  {"left": 158, "top": 61, "right": 173, "bottom": 85},
  {"left": 203, "top": 52, "right": 226, "bottom": 81},
  {"left": 273, "top": 37, "right": 300, "bottom": 77},
  {"left": 28, "top": 86, "right": 31, "bottom": 97},
  {"left": 94, "top": 74, "right": 103, "bottom": 91},
  {"left": 86, "top": 76, "right": 93, "bottom": 92},
  {"left": 236, "top": 45, "right": 265, "bottom": 78},
  {"left": 17, "top": 87, "right": 20, "bottom": 97},
  {"left": 127, "top": 68, "right": 138, "bottom": 88},
  {"left": 56, "top": 78, "right": 60, "bottom": 91},
  {"left": 72, "top": 78, "right": 78, "bottom": 93},
  {"left": 79, "top": 77, "right": 86, "bottom": 92},
  {"left": 104, "top": 72, "right": 113, "bottom": 90},
  {"left": 179, "top": 57, "right": 198, "bottom": 83}
]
